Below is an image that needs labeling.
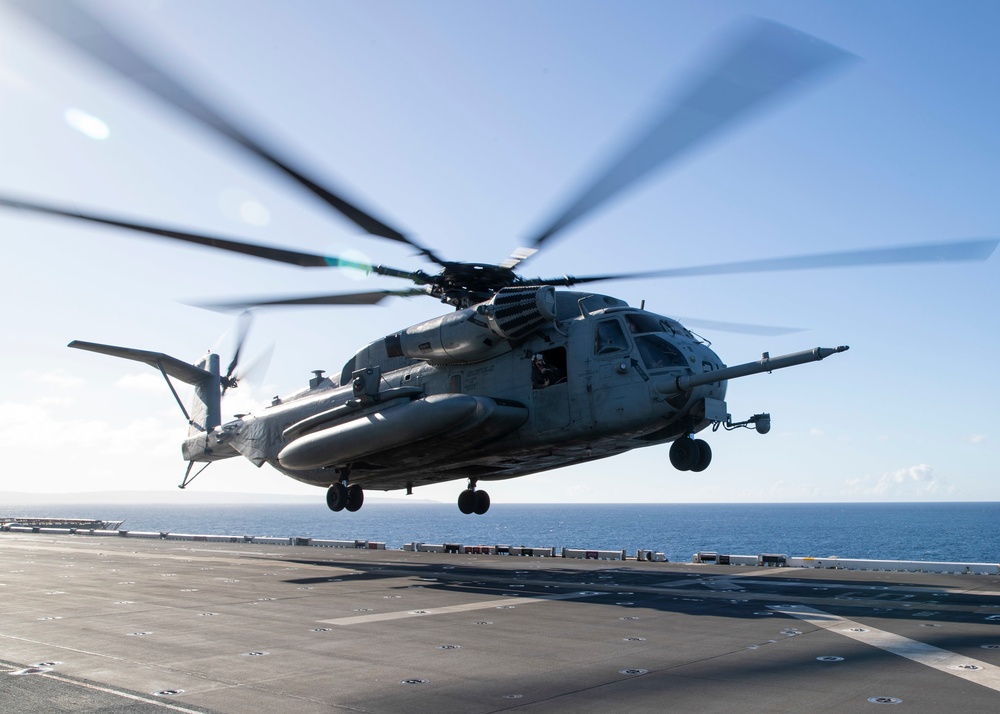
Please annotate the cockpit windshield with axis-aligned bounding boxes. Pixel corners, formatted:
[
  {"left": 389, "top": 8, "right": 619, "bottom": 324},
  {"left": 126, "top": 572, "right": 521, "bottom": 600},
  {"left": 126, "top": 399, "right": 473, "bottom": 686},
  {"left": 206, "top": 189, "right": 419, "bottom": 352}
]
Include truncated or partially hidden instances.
[
  {"left": 594, "top": 319, "right": 629, "bottom": 355},
  {"left": 624, "top": 313, "right": 664, "bottom": 334},
  {"left": 625, "top": 312, "right": 692, "bottom": 338},
  {"left": 635, "top": 334, "right": 687, "bottom": 370}
]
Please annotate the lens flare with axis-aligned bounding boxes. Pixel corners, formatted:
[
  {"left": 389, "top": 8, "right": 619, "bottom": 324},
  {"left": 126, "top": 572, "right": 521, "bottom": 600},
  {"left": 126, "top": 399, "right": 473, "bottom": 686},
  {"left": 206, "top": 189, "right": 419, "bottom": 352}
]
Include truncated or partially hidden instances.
[
  {"left": 64, "top": 108, "right": 110, "bottom": 140},
  {"left": 219, "top": 187, "right": 271, "bottom": 227}
]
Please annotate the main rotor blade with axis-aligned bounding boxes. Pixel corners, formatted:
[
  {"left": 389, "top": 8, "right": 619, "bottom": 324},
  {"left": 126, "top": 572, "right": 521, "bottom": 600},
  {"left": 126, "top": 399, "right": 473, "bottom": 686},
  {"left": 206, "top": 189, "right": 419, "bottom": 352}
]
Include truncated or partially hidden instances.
[
  {"left": 197, "top": 288, "right": 428, "bottom": 311},
  {"left": 7, "top": 0, "right": 447, "bottom": 266},
  {"left": 0, "top": 194, "right": 424, "bottom": 281},
  {"left": 536, "top": 238, "right": 998, "bottom": 286},
  {"left": 672, "top": 317, "right": 806, "bottom": 336},
  {"left": 519, "top": 19, "right": 852, "bottom": 264}
]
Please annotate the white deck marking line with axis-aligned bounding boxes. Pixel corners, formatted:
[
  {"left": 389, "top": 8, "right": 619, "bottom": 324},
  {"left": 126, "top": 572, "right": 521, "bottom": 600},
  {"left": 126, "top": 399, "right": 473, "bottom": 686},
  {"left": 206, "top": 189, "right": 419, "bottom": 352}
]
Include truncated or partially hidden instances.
[
  {"left": 1, "top": 664, "right": 204, "bottom": 714},
  {"left": 38, "top": 673, "right": 208, "bottom": 713},
  {"left": 318, "top": 591, "right": 603, "bottom": 625},
  {"left": 769, "top": 605, "right": 1000, "bottom": 692},
  {"left": 1, "top": 633, "right": 135, "bottom": 665}
]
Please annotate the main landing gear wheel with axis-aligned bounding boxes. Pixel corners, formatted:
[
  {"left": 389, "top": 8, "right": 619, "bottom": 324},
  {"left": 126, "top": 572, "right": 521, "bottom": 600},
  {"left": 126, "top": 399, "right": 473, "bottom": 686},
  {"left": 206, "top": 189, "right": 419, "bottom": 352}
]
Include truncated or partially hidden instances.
[
  {"left": 327, "top": 482, "right": 364, "bottom": 512},
  {"left": 457, "top": 488, "right": 491, "bottom": 515},
  {"left": 345, "top": 484, "right": 364, "bottom": 512},
  {"left": 326, "top": 482, "right": 348, "bottom": 512},
  {"left": 670, "top": 438, "right": 712, "bottom": 472}
]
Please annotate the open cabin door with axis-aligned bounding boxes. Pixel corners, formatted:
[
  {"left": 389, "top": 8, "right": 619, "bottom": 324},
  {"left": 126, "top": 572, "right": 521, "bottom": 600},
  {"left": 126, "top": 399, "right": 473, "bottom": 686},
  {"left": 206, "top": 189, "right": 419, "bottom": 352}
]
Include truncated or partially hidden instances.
[{"left": 530, "top": 346, "right": 570, "bottom": 432}]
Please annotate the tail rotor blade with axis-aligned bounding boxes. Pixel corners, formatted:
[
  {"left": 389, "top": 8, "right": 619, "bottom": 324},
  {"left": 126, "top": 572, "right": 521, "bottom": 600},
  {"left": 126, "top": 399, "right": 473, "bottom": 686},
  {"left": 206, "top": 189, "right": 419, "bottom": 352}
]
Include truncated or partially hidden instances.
[
  {"left": 221, "top": 311, "right": 253, "bottom": 394},
  {"left": 236, "top": 342, "right": 274, "bottom": 388}
]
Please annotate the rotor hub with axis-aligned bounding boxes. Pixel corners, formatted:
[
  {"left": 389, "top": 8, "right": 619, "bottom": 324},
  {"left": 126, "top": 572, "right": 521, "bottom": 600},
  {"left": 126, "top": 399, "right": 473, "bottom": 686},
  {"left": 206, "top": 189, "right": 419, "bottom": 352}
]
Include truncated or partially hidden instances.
[{"left": 432, "top": 263, "right": 522, "bottom": 306}]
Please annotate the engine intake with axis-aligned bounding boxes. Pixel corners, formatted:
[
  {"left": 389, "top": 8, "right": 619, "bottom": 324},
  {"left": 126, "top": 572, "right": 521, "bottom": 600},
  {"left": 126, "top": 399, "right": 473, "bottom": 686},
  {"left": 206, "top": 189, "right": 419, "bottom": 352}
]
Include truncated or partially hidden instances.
[
  {"left": 482, "top": 285, "right": 557, "bottom": 340},
  {"left": 386, "top": 286, "right": 557, "bottom": 364}
]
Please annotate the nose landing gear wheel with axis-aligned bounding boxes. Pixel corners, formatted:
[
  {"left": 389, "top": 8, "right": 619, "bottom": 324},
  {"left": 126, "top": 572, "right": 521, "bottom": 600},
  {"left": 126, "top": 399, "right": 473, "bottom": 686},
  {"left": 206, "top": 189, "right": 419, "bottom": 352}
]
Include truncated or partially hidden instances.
[
  {"left": 669, "top": 438, "right": 699, "bottom": 471},
  {"left": 670, "top": 438, "right": 712, "bottom": 471},
  {"left": 690, "top": 439, "right": 712, "bottom": 472}
]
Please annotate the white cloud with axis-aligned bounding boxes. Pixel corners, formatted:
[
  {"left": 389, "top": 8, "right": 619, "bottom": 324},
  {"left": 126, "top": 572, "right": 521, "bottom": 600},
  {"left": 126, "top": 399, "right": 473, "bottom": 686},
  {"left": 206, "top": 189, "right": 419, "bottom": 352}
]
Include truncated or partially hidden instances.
[
  {"left": 876, "top": 464, "right": 936, "bottom": 493},
  {"left": 102, "top": 417, "right": 178, "bottom": 457},
  {"left": 0, "top": 400, "right": 180, "bottom": 459},
  {"left": 34, "top": 396, "right": 75, "bottom": 408},
  {"left": 967, "top": 434, "right": 988, "bottom": 444},
  {"left": 0, "top": 401, "right": 48, "bottom": 427},
  {"left": 842, "top": 464, "right": 954, "bottom": 499},
  {"left": 21, "top": 369, "right": 84, "bottom": 388},
  {"left": 565, "top": 483, "right": 596, "bottom": 498},
  {"left": 116, "top": 373, "right": 168, "bottom": 393}
]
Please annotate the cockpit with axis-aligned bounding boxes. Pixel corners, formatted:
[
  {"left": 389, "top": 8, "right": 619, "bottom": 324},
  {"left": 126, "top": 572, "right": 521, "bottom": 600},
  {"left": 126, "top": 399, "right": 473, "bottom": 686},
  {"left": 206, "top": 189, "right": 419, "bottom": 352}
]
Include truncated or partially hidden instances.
[{"left": 593, "top": 311, "right": 692, "bottom": 371}]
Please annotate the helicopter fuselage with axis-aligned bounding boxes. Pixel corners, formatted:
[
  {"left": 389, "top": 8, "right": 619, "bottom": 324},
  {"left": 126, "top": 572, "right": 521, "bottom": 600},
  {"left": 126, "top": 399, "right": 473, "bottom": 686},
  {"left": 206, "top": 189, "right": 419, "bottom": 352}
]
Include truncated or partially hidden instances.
[
  {"left": 195, "top": 289, "right": 729, "bottom": 494},
  {"left": 73, "top": 286, "right": 845, "bottom": 513}
]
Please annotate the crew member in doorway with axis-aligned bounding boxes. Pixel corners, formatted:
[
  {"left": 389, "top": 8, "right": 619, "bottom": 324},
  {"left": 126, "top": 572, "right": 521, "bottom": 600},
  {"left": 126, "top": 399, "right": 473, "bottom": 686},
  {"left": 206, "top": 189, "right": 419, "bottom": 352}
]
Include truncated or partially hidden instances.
[{"left": 531, "top": 353, "right": 560, "bottom": 389}]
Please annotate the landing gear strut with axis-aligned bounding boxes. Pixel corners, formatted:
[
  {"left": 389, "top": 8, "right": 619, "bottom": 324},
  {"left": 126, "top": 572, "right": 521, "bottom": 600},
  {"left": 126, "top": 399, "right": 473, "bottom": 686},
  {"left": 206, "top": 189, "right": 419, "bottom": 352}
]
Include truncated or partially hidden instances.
[
  {"left": 457, "top": 480, "right": 490, "bottom": 515},
  {"left": 326, "top": 480, "right": 364, "bottom": 512},
  {"left": 670, "top": 437, "right": 712, "bottom": 472}
]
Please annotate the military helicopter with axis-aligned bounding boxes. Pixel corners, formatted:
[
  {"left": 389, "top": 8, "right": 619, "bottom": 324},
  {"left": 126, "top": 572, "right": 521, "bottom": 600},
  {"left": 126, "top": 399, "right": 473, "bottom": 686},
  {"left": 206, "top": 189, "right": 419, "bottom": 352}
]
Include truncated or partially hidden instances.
[{"left": 2, "top": 2, "right": 996, "bottom": 514}]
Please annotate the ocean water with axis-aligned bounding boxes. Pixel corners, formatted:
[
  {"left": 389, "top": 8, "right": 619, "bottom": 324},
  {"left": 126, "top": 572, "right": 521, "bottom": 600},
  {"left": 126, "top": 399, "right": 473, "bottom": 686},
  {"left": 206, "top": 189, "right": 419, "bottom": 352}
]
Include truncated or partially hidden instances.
[{"left": 5, "top": 502, "right": 1000, "bottom": 564}]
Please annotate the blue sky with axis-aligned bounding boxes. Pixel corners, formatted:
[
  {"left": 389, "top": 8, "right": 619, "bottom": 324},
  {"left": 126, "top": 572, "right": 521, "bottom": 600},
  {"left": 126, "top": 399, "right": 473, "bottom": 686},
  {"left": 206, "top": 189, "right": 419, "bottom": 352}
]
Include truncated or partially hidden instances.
[{"left": 1, "top": 0, "right": 997, "bottom": 503}]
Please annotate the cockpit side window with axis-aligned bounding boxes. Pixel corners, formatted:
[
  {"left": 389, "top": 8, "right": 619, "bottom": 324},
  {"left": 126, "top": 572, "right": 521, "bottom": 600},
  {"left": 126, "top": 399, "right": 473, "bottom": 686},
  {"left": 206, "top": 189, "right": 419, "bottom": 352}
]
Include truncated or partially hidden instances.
[
  {"left": 594, "top": 319, "right": 629, "bottom": 355},
  {"left": 636, "top": 335, "right": 688, "bottom": 369},
  {"left": 624, "top": 313, "right": 665, "bottom": 334},
  {"left": 660, "top": 318, "right": 693, "bottom": 338},
  {"left": 531, "top": 347, "right": 567, "bottom": 389}
]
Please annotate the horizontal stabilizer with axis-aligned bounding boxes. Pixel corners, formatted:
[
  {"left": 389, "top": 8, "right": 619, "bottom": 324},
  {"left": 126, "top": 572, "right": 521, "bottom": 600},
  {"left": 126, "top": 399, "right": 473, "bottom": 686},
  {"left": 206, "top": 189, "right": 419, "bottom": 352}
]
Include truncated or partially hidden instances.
[{"left": 68, "top": 340, "right": 213, "bottom": 385}]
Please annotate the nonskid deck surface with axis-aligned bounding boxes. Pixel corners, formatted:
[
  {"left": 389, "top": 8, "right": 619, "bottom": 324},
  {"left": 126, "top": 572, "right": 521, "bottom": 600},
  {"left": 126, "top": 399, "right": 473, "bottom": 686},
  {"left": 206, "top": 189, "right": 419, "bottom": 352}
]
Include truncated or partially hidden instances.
[{"left": 2, "top": 532, "right": 1000, "bottom": 713}]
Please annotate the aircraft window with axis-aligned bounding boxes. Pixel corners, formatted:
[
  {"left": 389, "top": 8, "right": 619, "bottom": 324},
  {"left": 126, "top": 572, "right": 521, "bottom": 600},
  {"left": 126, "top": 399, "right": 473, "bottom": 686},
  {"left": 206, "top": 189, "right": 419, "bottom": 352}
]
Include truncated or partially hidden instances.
[
  {"left": 594, "top": 320, "right": 629, "bottom": 355},
  {"left": 625, "top": 313, "right": 664, "bottom": 334},
  {"left": 636, "top": 335, "right": 688, "bottom": 369},
  {"left": 531, "top": 347, "right": 566, "bottom": 389},
  {"left": 660, "top": 318, "right": 692, "bottom": 338}
]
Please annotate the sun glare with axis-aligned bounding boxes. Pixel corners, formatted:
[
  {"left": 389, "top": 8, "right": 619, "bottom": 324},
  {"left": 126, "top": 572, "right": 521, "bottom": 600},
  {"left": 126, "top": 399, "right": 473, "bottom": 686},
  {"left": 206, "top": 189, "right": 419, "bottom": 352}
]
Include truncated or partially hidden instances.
[
  {"left": 63, "top": 107, "right": 110, "bottom": 140},
  {"left": 219, "top": 187, "right": 271, "bottom": 227}
]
